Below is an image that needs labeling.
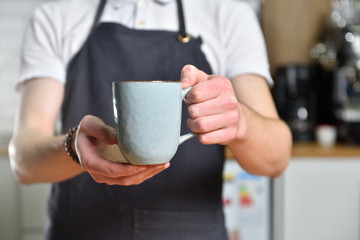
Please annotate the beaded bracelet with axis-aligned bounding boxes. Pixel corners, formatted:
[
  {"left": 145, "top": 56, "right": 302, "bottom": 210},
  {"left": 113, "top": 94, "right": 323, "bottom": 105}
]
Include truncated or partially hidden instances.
[{"left": 64, "top": 126, "right": 80, "bottom": 164}]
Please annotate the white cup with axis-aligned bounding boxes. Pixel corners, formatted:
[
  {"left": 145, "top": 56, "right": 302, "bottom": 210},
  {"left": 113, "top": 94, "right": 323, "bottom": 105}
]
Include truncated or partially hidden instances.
[{"left": 315, "top": 125, "right": 337, "bottom": 147}]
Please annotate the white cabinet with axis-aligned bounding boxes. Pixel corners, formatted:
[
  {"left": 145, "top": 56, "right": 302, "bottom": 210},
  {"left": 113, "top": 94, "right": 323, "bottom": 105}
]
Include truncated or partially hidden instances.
[
  {"left": 0, "top": 156, "right": 19, "bottom": 240},
  {"left": 21, "top": 236, "right": 45, "bottom": 240},
  {"left": 223, "top": 160, "right": 271, "bottom": 240},
  {"left": 0, "top": 156, "right": 50, "bottom": 240},
  {"left": 274, "top": 157, "right": 360, "bottom": 240},
  {"left": 19, "top": 183, "right": 50, "bottom": 240}
]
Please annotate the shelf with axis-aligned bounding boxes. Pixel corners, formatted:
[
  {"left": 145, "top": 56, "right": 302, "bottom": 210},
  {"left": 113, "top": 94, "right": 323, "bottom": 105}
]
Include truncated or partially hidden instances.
[
  {"left": 0, "top": 146, "right": 8, "bottom": 157},
  {"left": 225, "top": 142, "right": 360, "bottom": 159},
  {"left": 291, "top": 142, "right": 360, "bottom": 157}
]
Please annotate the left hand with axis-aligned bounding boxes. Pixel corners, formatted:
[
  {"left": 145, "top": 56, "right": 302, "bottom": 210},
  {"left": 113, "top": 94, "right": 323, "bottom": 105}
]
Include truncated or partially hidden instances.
[
  {"left": 180, "top": 65, "right": 239, "bottom": 145},
  {"left": 75, "top": 115, "right": 170, "bottom": 186}
]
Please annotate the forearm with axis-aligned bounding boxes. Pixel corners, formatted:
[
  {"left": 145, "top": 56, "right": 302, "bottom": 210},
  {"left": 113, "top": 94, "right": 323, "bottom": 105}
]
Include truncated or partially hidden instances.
[
  {"left": 228, "top": 103, "right": 292, "bottom": 178},
  {"left": 9, "top": 128, "right": 83, "bottom": 184}
]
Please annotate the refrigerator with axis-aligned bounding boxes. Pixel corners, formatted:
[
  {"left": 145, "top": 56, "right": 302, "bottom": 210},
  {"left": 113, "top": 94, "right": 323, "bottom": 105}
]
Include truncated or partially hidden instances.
[{"left": 222, "top": 160, "right": 272, "bottom": 240}]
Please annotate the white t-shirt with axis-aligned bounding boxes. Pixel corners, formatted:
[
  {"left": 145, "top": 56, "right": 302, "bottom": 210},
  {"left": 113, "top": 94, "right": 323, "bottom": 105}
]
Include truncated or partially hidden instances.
[{"left": 19, "top": 0, "right": 272, "bottom": 87}]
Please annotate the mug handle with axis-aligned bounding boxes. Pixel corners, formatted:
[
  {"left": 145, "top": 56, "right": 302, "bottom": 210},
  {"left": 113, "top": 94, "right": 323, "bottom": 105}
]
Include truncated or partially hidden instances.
[{"left": 179, "top": 87, "right": 196, "bottom": 145}]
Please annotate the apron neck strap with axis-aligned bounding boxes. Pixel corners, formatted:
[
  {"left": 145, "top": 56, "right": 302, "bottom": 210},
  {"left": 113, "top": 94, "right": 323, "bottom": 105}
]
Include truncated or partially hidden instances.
[
  {"left": 176, "top": 0, "right": 187, "bottom": 38},
  {"left": 91, "top": 0, "right": 107, "bottom": 33}
]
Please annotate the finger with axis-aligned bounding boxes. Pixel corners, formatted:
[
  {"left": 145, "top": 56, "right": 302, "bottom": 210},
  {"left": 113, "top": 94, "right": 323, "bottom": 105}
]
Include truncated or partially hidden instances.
[
  {"left": 77, "top": 130, "right": 148, "bottom": 176},
  {"left": 187, "top": 98, "right": 221, "bottom": 118},
  {"left": 197, "top": 127, "right": 238, "bottom": 145},
  {"left": 127, "top": 162, "right": 170, "bottom": 185},
  {"left": 90, "top": 163, "right": 170, "bottom": 186},
  {"left": 86, "top": 160, "right": 151, "bottom": 178},
  {"left": 187, "top": 111, "right": 238, "bottom": 134},
  {"left": 187, "top": 94, "right": 238, "bottom": 118},
  {"left": 79, "top": 115, "right": 117, "bottom": 145},
  {"left": 184, "top": 76, "right": 232, "bottom": 104},
  {"left": 180, "top": 64, "right": 209, "bottom": 89},
  {"left": 184, "top": 81, "right": 219, "bottom": 105}
]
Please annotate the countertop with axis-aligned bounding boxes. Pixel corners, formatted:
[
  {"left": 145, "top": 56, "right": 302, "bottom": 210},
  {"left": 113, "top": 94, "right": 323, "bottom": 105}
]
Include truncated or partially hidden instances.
[
  {"left": 2, "top": 142, "right": 360, "bottom": 158},
  {"left": 225, "top": 142, "right": 360, "bottom": 159},
  {"left": 290, "top": 142, "right": 360, "bottom": 157}
]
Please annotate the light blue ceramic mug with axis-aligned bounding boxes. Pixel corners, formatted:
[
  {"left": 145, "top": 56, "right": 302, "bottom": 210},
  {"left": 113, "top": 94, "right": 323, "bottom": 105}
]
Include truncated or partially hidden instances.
[{"left": 112, "top": 81, "right": 195, "bottom": 165}]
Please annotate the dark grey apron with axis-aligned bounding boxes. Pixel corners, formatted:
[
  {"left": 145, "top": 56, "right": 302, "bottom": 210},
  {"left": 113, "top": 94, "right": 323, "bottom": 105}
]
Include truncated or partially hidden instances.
[{"left": 46, "top": 0, "right": 226, "bottom": 239}]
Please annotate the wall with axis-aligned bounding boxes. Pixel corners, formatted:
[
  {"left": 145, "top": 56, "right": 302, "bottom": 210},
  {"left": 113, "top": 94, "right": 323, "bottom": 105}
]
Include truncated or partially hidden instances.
[
  {"left": 0, "top": 1, "right": 50, "bottom": 238},
  {"left": 0, "top": 0, "right": 51, "bottom": 143},
  {"left": 262, "top": 0, "right": 332, "bottom": 74}
]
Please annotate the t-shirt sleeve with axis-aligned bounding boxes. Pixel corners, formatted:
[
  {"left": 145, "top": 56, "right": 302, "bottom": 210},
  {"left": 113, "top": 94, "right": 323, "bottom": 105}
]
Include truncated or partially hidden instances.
[
  {"left": 17, "top": 4, "right": 65, "bottom": 90},
  {"left": 220, "top": 1, "right": 273, "bottom": 85}
]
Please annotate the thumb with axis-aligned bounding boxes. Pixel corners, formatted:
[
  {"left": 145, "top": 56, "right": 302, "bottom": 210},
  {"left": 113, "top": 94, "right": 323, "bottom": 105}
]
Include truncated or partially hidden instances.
[
  {"left": 180, "top": 64, "right": 209, "bottom": 89},
  {"left": 78, "top": 115, "right": 118, "bottom": 145}
]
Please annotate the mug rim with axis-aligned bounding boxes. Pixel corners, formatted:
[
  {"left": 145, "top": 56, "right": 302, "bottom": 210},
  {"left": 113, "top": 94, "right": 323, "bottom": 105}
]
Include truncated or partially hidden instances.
[{"left": 113, "top": 80, "right": 180, "bottom": 84}]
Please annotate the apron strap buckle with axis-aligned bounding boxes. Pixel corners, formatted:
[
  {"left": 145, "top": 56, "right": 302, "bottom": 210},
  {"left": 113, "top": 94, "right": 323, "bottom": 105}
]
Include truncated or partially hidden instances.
[{"left": 178, "top": 33, "right": 191, "bottom": 43}]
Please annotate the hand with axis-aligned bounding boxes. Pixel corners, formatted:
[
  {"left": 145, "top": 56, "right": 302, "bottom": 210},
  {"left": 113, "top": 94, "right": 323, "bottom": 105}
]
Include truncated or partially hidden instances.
[
  {"left": 75, "top": 115, "right": 170, "bottom": 185},
  {"left": 181, "top": 65, "right": 240, "bottom": 145}
]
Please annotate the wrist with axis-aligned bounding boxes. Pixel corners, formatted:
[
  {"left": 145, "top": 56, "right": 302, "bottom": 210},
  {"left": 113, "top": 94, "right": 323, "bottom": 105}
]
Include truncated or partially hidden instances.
[{"left": 64, "top": 126, "right": 80, "bottom": 164}]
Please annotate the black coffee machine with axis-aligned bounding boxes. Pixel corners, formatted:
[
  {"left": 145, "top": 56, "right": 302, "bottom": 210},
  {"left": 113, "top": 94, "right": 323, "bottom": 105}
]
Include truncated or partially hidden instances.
[
  {"left": 332, "top": 65, "right": 360, "bottom": 144},
  {"left": 273, "top": 65, "right": 319, "bottom": 141},
  {"left": 327, "top": 25, "right": 360, "bottom": 144}
]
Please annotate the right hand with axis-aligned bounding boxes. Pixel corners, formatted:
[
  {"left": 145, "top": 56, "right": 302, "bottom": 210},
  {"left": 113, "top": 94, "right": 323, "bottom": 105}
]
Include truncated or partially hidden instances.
[{"left": 75, "top": 115, "right": 170, "bottom": 186}]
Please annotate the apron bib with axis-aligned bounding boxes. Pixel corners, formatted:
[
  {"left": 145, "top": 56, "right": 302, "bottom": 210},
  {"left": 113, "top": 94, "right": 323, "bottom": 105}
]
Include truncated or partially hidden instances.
[{"left": 46, "top": 1, "right": 226, "bottom": 239}]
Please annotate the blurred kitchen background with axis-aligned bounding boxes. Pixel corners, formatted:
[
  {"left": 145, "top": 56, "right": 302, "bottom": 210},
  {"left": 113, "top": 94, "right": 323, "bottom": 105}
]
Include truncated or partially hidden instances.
[{"left": 2, "top": 0, "right": 360, "bottom": 240}]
